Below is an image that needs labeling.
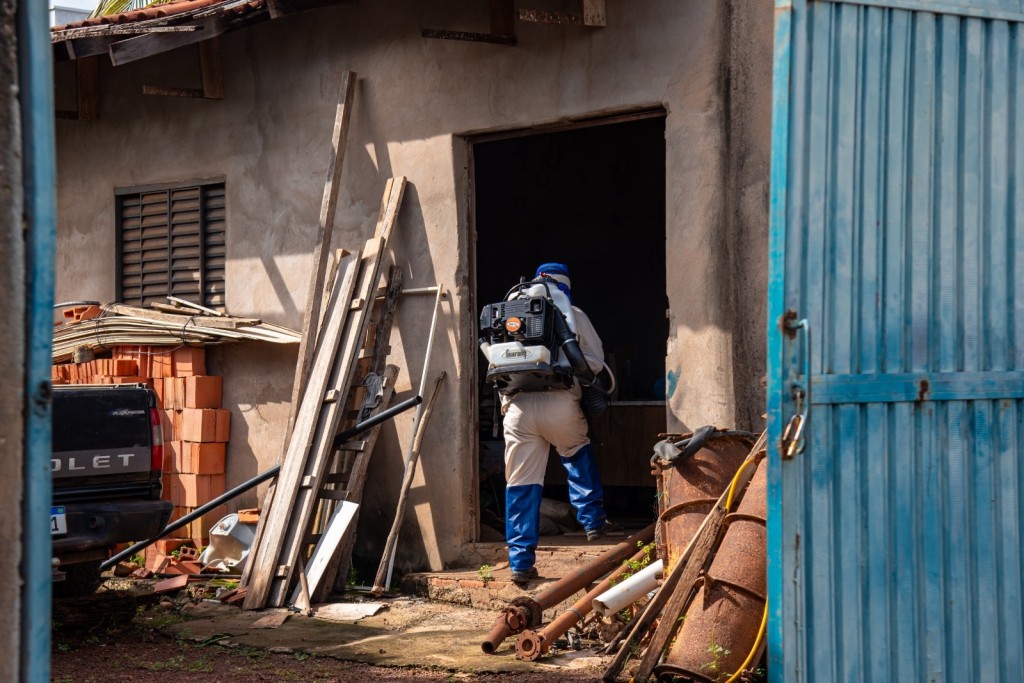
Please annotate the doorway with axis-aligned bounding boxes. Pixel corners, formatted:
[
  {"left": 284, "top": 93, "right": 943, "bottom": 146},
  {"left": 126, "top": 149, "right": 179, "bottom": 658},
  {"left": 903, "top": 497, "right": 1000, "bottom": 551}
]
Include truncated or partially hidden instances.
[{"left": 471, "top": 111, "right": 668, "bottom": 539}]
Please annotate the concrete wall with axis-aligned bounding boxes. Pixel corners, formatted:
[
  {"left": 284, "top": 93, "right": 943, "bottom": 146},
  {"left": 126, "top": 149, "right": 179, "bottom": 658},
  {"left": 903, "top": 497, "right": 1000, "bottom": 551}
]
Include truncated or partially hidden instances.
[
  {"left": 1, "top": 0, "right": 23, "bottom": 675},
  {"left": 53, "top": 0, "right": 773, "bottom": 572}
]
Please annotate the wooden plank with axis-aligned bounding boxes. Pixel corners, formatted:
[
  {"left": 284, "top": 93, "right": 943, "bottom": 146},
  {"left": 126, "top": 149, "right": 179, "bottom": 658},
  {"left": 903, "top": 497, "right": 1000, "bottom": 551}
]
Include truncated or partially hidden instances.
[
  {"left": 289, "top": 500, "right": 359, "bottom": 606},
  {"left": 371, "top": 372, "right": 447, "bottom": 595},
  {"left": 62, "top": 37, "right": 114, "bottom": 61},
  {"left": 264, "top": 236, "right": 389, "bottom": 607},
  {"left": 239, "top": 72, "right": 356, "bottom": 593},
  {"left": 420, "top": 28, "right": 516, "bottom": 45},
  {"left": 198, "top": 39, "right": 224, "bottom": 99},
  {"left": 581, "top": 0, "right": 606, "bottom": 26},
  {"left": 241, "top": 252, "right": 361, "bottom": 610},
  {"left": 54, "top": 25, "right": 199, "bottom": 42},
  {"left": 626, "top": 434, "right": 767, "bottom": 683},
  {"left": 490, "top": 0, "right": 516, "bottom": 36},
  {"left": 250, "top": 610, "right": 291, "bottom": 629},
  {"left": 141, "top": 85, "right": 205, "bottom": 98},
  {"left": 319, "top": 365, "right": 400, "bottom": 599},
  {"left": 103, "top": 302, "right": 259, "bottom": 328},
  {"left": 518, "top": 9, "right": 583, "bottom": 25},
  {"left": 76, "top": 57, "right": 99, "bottom": 120},
  {"left": 286, "top": 71, "right": 357, "bottom": 446},
  {"left": 109, "top": 18, "right": 228, "bottom": 66}
]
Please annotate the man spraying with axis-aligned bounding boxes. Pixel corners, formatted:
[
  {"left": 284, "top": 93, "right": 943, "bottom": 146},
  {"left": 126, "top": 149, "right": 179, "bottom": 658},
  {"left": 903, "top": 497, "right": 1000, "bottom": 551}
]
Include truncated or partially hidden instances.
[{"left": 478, "top": 262, "right": 616, "bottom": 584}]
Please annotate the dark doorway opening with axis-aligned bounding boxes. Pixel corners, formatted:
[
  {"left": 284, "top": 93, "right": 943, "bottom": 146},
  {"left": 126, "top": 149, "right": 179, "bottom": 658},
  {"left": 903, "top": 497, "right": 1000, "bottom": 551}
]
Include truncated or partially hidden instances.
[{"left": 472, "top": 112, "right": 668, "bottom": 540}]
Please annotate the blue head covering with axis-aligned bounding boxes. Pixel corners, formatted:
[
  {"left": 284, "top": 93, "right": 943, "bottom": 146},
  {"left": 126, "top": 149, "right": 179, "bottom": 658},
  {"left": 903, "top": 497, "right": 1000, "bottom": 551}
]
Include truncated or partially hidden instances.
[{"left": 534, "top": 262, "right": 572, "bottom": 303}]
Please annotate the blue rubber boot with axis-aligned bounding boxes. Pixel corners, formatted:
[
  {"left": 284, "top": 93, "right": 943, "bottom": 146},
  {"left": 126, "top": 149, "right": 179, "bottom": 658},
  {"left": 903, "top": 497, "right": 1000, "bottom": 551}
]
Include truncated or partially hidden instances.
[
  {"left": 505, "top": 483, "right": 543, "bottom": 575},
  {"left": 561, "top": 444, "right": 606, "bottom": 533}
]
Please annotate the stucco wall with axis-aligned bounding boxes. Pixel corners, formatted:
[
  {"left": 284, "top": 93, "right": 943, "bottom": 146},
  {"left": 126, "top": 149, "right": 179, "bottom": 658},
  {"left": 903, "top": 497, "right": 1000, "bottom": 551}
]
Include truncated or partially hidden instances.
[
  {"left": 54, "top": 0, "right": 773, "bottom": 572},
  {"left": 1, "top": 0, "right": 23, "bottom": 675}
]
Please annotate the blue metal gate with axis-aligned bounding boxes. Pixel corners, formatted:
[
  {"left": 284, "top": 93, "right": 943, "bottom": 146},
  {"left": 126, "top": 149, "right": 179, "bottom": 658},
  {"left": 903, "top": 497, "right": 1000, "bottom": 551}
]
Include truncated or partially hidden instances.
[{"left": 768, "top": 1, "right": 1024, "bottom": 681}]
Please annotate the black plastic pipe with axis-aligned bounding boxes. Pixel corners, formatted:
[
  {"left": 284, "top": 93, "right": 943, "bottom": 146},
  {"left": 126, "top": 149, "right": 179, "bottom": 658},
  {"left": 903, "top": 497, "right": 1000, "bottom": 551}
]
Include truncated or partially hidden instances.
[{"left": 100, "top": 394, "right": 422, "bottom": 570}]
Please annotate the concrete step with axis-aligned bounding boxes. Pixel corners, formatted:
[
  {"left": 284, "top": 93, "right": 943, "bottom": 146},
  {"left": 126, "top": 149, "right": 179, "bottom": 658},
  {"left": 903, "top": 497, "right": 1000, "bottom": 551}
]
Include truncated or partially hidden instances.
[{"left": 400, "top": 533, "right": 633, "bottom": 616}]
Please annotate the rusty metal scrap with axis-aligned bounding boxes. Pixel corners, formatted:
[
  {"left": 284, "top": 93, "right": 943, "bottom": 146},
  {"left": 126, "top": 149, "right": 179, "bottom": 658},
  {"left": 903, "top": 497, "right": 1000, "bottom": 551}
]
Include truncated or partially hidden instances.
[
  {"left": 515, "top": 544, "right": 654, "bottom": 662},
  {"left": 481, "top": 524, "right": 655, "bottom": 654},
  {"left": 655, "top": 457, "right": 768, "bottom": 682}
]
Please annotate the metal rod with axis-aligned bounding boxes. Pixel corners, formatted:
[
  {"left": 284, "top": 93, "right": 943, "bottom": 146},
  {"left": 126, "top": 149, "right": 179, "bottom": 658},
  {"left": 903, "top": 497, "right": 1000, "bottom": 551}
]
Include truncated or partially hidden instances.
[
  {"left": 399, "top": 286, "right": 442, "bottom": 295},
  {"left": 382, "top": 283, "right": 444, "bottom": 589},
  {"left": 517, "top": 545, "right": 653, "bottom": 661},
  {"left": 481, "top": 524, "right": 655, "bottom": 654},
  {"left": 101, "top": 397, "right": 422, "bottom": 571},
  {"left": 101, "top": 466, "right": 280, "bottom": 571},
  {"left": 331, "top": 394, "right": 422, "bottom": 449}
]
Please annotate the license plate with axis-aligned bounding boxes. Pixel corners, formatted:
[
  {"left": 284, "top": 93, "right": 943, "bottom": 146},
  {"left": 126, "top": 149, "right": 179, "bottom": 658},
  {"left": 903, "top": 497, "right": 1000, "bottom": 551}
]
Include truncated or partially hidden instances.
[{"left": 50, "top": 506, "right": 67, "bottom": 536}]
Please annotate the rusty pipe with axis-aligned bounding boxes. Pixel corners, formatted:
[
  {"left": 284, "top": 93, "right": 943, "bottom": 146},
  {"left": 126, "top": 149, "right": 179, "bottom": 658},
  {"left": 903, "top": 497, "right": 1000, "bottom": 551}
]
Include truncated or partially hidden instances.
[
  {"left": 480, "top": 523, "right": 655, "bottom": 654},
  {"left": 516, "top": 544, "right": 654, "bottom": 661}
]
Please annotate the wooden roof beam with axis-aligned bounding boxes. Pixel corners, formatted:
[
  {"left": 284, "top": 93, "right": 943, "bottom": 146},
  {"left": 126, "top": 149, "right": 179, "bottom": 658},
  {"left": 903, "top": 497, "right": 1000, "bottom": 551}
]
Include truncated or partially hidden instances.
[
  {"left": 519, "top": 0, "right": 606, "bottom": 27},
  {"left": 141, "top": 39, "right": 223, "bottom": 99},
  {"left": 421, "top": 0, "right": 517, "bottom": 46}
]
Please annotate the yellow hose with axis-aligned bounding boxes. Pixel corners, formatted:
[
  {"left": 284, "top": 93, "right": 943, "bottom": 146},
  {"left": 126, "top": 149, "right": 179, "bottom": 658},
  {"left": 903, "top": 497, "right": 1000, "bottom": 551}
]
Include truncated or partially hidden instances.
[
  {"left": 724, "top": 601, "right": 767, "bottom": 683},
  {"left": 722, "top": 454, "right": 766, "bottom": 683},
  {"left": 724, "top": 457, "right": 755, "bottom": 510}
]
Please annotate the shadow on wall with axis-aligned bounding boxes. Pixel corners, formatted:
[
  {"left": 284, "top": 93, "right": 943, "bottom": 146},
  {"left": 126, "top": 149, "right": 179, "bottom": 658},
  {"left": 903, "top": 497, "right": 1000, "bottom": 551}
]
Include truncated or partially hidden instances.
[{"left": 208, "top": 343, "right": 295, "bottom": 509}]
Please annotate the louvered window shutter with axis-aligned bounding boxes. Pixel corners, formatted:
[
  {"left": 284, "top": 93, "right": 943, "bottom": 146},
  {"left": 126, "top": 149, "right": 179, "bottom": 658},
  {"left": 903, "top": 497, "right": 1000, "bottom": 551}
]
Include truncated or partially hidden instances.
[{"left": 117, "top": 180, "right": 226, "bottom": 311}]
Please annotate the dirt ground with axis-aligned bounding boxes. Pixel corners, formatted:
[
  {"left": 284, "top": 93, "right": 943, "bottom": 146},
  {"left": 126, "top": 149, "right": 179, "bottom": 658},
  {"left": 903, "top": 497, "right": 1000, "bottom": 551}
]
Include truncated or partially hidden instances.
[{"left": 50, "top": 583, "right": 615, "bottom": 683}]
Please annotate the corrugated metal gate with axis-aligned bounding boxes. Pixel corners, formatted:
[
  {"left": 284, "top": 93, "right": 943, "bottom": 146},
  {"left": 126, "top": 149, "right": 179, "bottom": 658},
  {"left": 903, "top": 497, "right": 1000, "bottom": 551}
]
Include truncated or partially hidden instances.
[{"left": 767, "top": 1, "right": 1024, "bottom": 681}]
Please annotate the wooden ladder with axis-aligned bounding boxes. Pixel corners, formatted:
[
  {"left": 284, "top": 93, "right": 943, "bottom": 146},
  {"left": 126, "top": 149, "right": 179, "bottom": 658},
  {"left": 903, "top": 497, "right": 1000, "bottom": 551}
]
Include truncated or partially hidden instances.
[{"left": 242, "top": 178, "right": 406, "bottom": 610}]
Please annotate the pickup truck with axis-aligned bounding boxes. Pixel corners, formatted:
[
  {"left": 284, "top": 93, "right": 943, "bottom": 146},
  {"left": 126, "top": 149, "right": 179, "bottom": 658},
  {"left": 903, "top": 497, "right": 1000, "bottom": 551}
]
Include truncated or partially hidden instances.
[{"left": 51, "top": 384, "right": 173, "bottom": 596}]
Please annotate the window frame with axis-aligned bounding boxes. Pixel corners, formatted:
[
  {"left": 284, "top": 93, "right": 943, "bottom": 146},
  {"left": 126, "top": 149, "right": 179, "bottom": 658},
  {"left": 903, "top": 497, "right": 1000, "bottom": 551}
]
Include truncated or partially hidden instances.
[{"left": 114, "top": 176, "right": 226, "bottom": 311}]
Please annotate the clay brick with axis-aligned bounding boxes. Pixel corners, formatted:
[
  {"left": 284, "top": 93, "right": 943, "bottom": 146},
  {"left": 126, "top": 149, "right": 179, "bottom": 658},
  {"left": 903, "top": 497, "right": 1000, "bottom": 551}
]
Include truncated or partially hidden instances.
[
  {"left": 171, "top": 501, "right": 227, "bottom": 544},
  {"left": 177, "top": 545, "right": 200, "bottom": 561},
  {"left": 75, "top": 305, "right": 101, "bottom": 322},
  {"left": 111, "top": 358, "right": 138, "bottom": 376},
  {"left": 151, "top": 351, "right": 174, "bottom": 378},
  {"left": 154, "top": 538, "right": 191, "bottom": 556},
  {"left": 110, "top": 376, "right": 145, "bottom": 384},
  {"left": 172, "top": 346, "right": 206, "bottom": 377},
  {"left": 164, "top": 377, "right": 185, "bottom": 410},
  {"left": 144, "top": 547, "right": 169, "bottom": 573},
  {"left": 181, "top": 504, "right": 226, "bottom": 544},
  {"left": 184, "top": 375, "right": 222, "bottom": 409},
  {"left": 165, "top": 527, "right": 191, "bottom": 540},
  {"left": 153, "top": 575, "right": 189, "bottom": 593},
  {"left": 178, "top": 474, "right": 226, "bottom": 507},
  {"left": 164, "top": 441, "right": 182, "bottom": 473},
  {"left": 152, "top": 377, "right": 165, "bottom": 406},
  {"left": 181, "top": 409, "right": 215, "bottom": 442},
  {"left": 113, "top": 346, "right": 146, "bottom": 374},
  {"left": 183, "top": 442, "right": 226, "bottom": 475},
  {"left": 182, "top": 408, "right": 229, "bottom": 442},
  {"left": 214, "top": 409, "right": 230, "bottom": 443},
  {"left": 161, "top": 473, "right": 183, "bottom": 506},
  {"left": 179, "top": 561, "right": 203, "bottom": 575},
  {"left": 159, "top": 409, "right": 176, "bottom": 441},
  {"left": 237, "top": 508, "right": 260, "bottom": 524}
]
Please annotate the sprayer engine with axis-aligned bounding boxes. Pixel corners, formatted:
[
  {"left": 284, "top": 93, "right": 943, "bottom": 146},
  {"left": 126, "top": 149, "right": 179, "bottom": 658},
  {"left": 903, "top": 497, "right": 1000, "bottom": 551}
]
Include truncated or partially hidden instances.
[{"left": 478, "top": 296, "right": 574, "bottom": 394}]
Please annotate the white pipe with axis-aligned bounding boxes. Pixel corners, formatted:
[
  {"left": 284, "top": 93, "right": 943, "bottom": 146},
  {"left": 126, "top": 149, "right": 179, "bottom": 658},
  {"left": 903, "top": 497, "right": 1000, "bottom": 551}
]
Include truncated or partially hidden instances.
[{"left": 592, "top": 559, "right": 664, "bottom": 617}]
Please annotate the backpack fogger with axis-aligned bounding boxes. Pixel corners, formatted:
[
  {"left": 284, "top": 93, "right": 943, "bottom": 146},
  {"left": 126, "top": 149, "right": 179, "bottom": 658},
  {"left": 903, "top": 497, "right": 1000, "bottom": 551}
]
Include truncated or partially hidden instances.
[{"left": 478, "top": 278, "right": 611, "bottom": 414}]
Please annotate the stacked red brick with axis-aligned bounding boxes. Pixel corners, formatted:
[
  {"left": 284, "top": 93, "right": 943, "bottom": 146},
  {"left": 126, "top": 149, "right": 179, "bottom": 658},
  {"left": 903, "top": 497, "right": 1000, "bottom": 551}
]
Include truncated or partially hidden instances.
[
  {"left": 52, "top": 342, "right": 231, "bottom": 564},
  {"left": 144, "top": 346, "right": 230, "bottom": 552}
]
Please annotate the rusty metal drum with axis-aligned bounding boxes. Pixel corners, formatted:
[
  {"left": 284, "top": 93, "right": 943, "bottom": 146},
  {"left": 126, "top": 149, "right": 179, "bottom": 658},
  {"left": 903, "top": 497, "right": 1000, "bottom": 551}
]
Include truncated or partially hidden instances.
[
  {"left": 652, "top": 431, "right": 754, "bottom": 573},
  {"left": 655, "top": 454, "right": 768, "bottom": 683}
]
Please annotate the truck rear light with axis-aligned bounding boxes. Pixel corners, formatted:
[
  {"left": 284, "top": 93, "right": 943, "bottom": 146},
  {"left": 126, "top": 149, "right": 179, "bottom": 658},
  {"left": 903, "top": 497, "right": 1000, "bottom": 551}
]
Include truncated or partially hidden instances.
[{"left": 149, "top": 407, "right": 164, "bottom": 472}]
